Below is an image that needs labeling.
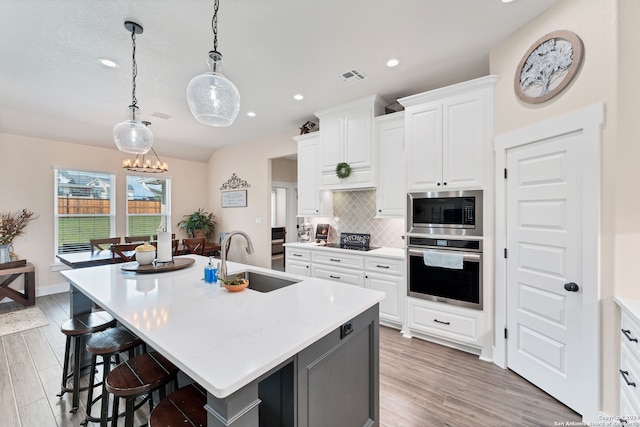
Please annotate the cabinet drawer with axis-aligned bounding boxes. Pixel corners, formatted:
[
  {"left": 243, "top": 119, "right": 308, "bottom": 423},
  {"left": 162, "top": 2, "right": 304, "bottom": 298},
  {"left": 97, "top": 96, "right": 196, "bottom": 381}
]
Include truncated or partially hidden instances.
[
  {"left": 408, "top": 299, "right": 478, "bottom": 343},
  {"left": 364, "top": 257, "right": 403, "bottom": 275},
  {"left": 621, "top": 344, "right": 640, "bottom": 409},
  {"left": 312, "top": 251, "right": 364, "bottom": 269},
  {"left": 286, "top": 248, "right": 311, "bottom": 261},
  {"left": 312, "top": 265, "right": 363, "bottom": 287},
  {"left": 622, "top": 311, "right": 640, "bottom": 354}
]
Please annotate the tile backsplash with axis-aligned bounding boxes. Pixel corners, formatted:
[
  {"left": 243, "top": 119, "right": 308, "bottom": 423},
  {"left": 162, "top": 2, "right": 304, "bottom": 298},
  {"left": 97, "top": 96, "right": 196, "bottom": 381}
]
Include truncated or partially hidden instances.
[{"left": 305, "top": 190, "right": 405, "bottom": 248}]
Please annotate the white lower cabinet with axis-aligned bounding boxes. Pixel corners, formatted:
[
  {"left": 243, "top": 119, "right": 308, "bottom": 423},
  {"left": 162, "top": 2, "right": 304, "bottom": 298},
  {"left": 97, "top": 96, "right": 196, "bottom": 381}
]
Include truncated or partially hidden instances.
[
  {"left": 619, "top": 308, "right": 640, "bottom": 418},
  {"left": 285, "top": 245, "right": 405, "bottom": 330},
  {"left": 285, "top": 248, "right": 311, "bottom": 277},
  {"left": 406, "top": 297, "right": 481, "bottom": 348},
  {"left": 364, "top": 257, "right": 404, "bottom": 328}
]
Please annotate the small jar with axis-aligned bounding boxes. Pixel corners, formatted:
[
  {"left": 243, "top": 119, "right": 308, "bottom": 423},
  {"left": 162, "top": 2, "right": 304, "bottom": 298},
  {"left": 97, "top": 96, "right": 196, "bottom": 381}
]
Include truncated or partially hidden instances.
[{"left": 135, "top": 242, "right": 156, "bottom": 265}]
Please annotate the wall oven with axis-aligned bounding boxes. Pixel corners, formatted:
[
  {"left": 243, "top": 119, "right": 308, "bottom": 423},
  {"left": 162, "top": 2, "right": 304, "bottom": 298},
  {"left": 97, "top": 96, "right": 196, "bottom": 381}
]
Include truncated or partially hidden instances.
[
  {"left": 407, "top": 190, "right": 483, "bottom": 237},
  {"left": 407, "top": 236, "right": 483, "bottom": 310}
]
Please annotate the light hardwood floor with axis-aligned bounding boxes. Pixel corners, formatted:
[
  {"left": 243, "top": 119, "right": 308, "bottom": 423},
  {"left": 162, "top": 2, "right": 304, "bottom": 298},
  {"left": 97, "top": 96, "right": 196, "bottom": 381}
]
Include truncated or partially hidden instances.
[{"left": 0, "top": 294, "right": 580, "bottom": 427}]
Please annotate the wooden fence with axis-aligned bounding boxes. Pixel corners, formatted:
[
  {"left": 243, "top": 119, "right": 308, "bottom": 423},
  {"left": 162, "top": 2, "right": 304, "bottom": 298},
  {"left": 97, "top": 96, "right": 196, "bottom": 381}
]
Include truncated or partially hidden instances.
[{"left": 57, "top": 198, "right": 160, "bottom": 214}]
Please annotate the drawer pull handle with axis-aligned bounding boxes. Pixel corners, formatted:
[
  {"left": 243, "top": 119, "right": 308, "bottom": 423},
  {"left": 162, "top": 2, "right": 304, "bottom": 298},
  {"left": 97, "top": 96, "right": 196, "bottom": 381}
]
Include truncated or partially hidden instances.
[
  {"left": 620, "top": 369, "right": 636, "bottom": 387},
  {"left": 329, "top": 275, "right": 341, "bottom": 280},
  {"left": 329, "top": 258, "right": 341, "bottom": 262},
  {"left": 433, "top": 319, "right": 450, "bottom": 325},
  {"left": 376, "top": 265, "right": 390, "bottom": 269},
  {"left": 293, "top": 254, "right": 302, "bottom": 257},
  {"left": 622, "top": 329, "right": 638, "bottom": 343}
]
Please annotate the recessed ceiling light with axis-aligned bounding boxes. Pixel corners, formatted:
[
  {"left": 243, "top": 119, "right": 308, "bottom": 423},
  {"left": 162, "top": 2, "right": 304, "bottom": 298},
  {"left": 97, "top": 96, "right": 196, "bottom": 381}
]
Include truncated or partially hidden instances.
[
  {"left": 499, "top": 0, "right": 515, "bottom": 3},
  {"left": 247, "top": 111, "right": 256, "bottom": 117},
  {"left": 293, "top": 93, "right": 304, "bottom": 101},
  {"left": 98, "top": 57, "right": 119, "bottom": 68},
  {"left": 386, "top": 58, "right": 400, "bottom": 68}
]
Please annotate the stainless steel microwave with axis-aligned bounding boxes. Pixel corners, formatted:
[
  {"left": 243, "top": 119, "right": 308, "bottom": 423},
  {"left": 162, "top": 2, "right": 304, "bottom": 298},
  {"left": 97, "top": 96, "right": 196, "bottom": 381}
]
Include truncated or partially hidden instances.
[{"left": 407, "top": 190, "right": 483, "bottom": 237}]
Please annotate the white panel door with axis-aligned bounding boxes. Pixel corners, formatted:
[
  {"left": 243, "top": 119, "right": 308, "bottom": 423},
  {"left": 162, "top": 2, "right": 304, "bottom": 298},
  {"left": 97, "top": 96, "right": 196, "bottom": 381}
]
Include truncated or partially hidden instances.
[{"left": 506, "top": 131, "right": 584, "bottom": 412}]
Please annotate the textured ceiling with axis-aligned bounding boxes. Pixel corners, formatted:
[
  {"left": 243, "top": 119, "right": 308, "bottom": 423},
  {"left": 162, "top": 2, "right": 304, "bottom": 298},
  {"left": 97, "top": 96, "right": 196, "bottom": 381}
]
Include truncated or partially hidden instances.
[{"left": 0, "top": 0, "right": 559, "bottom": 161}]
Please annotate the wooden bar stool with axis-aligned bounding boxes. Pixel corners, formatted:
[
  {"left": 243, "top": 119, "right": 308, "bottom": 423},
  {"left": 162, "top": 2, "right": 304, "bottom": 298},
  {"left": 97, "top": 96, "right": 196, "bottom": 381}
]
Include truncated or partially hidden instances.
[
  {"left": 149, "top": 383, "right": 207, "bottom": 427},
  {"left": 57, "top": 312, "right": 117, "bottom": 413},
  {"left": 82, "top": 326, "right": 144, "bottom": 426},
  {"left": 106, "top": 351, "right": 179, "bottom": 427}
]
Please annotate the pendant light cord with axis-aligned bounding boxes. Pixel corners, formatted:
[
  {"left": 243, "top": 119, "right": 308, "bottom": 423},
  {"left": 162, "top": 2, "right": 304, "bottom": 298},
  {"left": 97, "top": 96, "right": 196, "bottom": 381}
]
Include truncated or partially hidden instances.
[
  {"left": 130, "top": 28, "right": 138, "bottom": 120},
  {"left": 211, "top": 0, "right": 219, "bottom": 53}
]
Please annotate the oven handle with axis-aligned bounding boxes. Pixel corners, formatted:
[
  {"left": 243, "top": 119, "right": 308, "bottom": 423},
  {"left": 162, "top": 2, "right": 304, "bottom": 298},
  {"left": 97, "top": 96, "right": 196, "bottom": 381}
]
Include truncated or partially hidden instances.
[{"left": 408, "top": 248, "right": 481, "bottom": 262}]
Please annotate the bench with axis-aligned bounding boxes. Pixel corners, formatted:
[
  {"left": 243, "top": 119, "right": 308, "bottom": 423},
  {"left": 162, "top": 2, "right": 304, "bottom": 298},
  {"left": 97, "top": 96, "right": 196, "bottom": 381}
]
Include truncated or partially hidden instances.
[{"left": 0, "top": 262, "right": 36, "bottom": 306}]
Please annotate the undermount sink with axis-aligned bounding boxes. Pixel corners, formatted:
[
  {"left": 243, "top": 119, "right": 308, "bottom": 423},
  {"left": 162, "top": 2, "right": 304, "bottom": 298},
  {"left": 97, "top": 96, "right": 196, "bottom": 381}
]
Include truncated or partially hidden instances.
[{"left": 232, "top": 271, "right": 300, "bottom": 293}]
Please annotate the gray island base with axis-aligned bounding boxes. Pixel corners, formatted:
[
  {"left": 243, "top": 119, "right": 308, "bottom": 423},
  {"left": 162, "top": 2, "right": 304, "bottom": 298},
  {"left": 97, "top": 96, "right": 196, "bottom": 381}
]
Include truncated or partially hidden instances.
[{"left": 64, "top": 255, "right": 382, "bottom": 427}]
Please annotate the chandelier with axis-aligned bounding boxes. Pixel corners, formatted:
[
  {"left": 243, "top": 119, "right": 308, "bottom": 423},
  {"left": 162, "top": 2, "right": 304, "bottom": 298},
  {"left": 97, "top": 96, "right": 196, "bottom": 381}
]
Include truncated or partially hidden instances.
[
  {"left": 113, "top": 21, "right": 153, "bottom": 154},
  {"left": 122, "top": 122, "right": 167, "bottom": 173},
  {"left": 186, "top": 0, "right": 241, "bottom": 127}
]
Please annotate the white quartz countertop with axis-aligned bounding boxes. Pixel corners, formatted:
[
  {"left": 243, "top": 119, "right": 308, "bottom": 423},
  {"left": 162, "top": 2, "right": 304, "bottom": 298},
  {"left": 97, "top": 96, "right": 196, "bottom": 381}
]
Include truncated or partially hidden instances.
[
  {"left": 615, "top": 297, "right": 640, "bottom": 323},
  {"left": 284, "top": 242, "right": 405, "bottom": 259},
  {"left": 60, "top": 255, "right": 384, "bottom": 398}
]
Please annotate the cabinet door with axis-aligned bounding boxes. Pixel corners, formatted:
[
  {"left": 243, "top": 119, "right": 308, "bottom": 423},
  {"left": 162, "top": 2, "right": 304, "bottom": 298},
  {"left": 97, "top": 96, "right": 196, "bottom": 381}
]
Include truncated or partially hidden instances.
[
  {"left": 406, "top": 104, "right": 442, "bottom": 190},
  {"left": 344, "top": 110, "right": 372, "bottom": 169},
  {"left": 376, "top": 114, "right": 405, "bottom": 217},
  {"left": 442, "top": 92, "right": 486, "bottom": 189},
  {"left": 365, "top": 272, "right": 402, "bottom": 324},
  {"left": 320, "top": 118, "right": 342, "bottom": 172},
  {"left": 297, "top": 136, "right": 321, "bottom": 216},
  {"left": 286, "top": 260, "right": 311, "bottom": 276}
]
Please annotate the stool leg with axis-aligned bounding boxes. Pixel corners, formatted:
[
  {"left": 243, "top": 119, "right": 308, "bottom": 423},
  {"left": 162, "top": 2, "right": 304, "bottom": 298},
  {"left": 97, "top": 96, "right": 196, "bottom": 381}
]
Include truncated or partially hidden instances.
[
  {"left": 71, "top": 336, "right": 82, "bottom": 413},
  {"left": 125, "top": 397, "right": 134, "bottom": 427},
  {"left": 57, "top": 336, "right": 71, "bottom": 398},
  {"left": 111, "top": 395, "right": 119, "bottom": 427},
  {"left": 81, "top": 353, "right": 98, "bottom": 426},
  {"left": 100, "top": 354, "right": 112, "bottom": 427}
]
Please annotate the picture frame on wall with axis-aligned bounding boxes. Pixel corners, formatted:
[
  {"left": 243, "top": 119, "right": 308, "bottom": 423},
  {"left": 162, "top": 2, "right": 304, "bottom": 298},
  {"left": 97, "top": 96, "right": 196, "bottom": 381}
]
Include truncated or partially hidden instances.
[{"left": 221, "top": 190, "right": 247, "bottom": 208}]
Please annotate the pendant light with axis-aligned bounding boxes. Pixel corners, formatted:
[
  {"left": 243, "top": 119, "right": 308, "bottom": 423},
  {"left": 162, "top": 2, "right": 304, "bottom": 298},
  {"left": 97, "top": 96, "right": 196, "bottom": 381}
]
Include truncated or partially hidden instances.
[
  {"left": 186, "top": 0, "right": 240, "bottom": 127},
  {"left": 113, "top": 21, "right": 153, "bottom": 154},
  {"left": 122, "top": 122, "right": 168, "bottom": 173}
]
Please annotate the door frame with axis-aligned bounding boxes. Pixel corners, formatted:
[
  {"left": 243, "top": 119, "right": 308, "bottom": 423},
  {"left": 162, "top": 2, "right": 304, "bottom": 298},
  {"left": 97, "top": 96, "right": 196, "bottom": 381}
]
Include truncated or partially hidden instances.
[{"left": 493, "top": 103, "right": 604, "bottom": 419}]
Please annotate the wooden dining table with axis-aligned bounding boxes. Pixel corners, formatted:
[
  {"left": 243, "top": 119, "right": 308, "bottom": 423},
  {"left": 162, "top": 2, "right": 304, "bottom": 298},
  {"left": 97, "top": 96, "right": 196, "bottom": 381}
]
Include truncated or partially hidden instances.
[{"left": 56, "top": 250, "right": 129, "bottom": 269}]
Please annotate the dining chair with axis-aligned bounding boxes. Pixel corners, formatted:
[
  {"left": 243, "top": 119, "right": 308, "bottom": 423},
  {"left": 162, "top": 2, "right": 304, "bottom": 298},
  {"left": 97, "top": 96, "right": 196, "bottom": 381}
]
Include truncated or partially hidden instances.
[
  {"left": 182, "top": 238, "right": 205, "bottom": 255},
  {"left": 125, "top": 235, "right": 152, "bottom": 243},
  {"left": 110, "top": 243, "right": 140, "bottom": 262},
  {"left": 90, "top": 237, "right": 121, "bottom": 254}
]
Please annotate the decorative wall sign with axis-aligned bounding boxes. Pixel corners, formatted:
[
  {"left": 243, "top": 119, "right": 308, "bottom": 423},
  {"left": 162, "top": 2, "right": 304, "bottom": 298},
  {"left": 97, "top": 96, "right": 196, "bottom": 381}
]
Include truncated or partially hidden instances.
[
  {"left": 221, "top": 190, "right": 247, "bottom": 208},
  {"left": 514, "top": 30, "right": 584, "bottom": 104},
  {"left": 220, "top": 173, "right": 251, "bottom": 191}
]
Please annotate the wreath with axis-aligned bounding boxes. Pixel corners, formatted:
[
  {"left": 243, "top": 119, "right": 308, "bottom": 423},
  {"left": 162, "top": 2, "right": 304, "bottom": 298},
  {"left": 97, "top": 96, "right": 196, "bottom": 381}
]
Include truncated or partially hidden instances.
[{"left": 336, "top": 162, "right": 351, "bottom": 179}]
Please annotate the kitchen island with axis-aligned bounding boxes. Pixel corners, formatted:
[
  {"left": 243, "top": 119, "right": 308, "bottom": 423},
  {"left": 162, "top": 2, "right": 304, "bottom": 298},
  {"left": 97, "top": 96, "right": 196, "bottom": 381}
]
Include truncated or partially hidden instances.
[{"left": 60, "top": 254, "right": 384, "bottom": 427}]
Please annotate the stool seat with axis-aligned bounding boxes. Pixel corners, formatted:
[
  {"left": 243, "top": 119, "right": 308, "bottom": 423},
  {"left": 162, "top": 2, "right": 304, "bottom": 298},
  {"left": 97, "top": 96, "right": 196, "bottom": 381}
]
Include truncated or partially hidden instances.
[
  {"left": 83, "top": 326, "right": 144, "bottom": 425},
  {"left": 86, "top": 325, "right": 142, "bottom": 355},
  {"left": 58, "top": 311, "right": 117, "bottom": 414},
  {"left": 149, "top": 384, "right": 207, "bottom": 427},
  {"left": 106, "top": 351, "right": 178, "bottom": 397},
  {"left": 61, "top": 312, "right": 117, "bottom": 336}
]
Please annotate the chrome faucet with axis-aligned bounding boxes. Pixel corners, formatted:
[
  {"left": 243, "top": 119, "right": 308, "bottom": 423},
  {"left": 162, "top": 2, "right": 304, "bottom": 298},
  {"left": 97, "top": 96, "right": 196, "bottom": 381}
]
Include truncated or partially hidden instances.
[{"left": 219, "top": 230, "right": 254, "bottom": 286}]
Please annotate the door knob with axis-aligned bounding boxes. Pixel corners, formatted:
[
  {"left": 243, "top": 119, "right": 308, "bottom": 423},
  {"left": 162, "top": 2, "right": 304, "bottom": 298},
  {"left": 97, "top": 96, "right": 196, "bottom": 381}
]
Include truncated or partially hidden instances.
[{"left": 564, "top": 282, "right": 579, "bottom": 292}]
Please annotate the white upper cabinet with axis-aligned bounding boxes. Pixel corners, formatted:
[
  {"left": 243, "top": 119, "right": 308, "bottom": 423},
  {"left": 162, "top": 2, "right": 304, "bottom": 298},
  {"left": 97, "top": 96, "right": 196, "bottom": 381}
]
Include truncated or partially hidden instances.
[
  {"left": 400, "top": 76, "right": 497, "bottom": 191},
  {"left": 315, "top": 95, "right": 386, "bottom": 190},
  {"left": 294, "top": 133, "right": 333, "bottom": 217},
  {"left": 375, "top": 112, "right": 405, "bottom": 217}
]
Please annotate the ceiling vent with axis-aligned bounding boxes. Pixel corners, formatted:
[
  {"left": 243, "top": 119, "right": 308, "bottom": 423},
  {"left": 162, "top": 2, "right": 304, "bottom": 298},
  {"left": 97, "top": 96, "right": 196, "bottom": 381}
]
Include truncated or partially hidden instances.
[
  {"left": 151, "top": 111, "right": 173, "bottom": 120},
  {"left": 336, "top": 68, "right": 366, "bottom": 85}
]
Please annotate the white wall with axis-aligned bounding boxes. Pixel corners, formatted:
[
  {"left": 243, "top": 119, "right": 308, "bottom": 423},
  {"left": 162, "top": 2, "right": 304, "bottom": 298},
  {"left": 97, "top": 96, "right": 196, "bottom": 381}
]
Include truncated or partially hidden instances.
[
  {"left": 490, "top": 0, "right": 626, "bottom": 413},
  {"left": 208, "top": 130, "right": 298, "bottom": 268},
  {"left": 0, "top": 132, "right": 209, "bottom": 294}
]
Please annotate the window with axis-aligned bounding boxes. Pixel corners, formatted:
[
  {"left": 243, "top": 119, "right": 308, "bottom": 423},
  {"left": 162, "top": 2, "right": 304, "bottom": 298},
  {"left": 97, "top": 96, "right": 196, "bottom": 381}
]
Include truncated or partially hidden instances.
[
  {"left": 55, "top": 169, "right": 116, "bottom": 254},
  {"left": 126, "top": 175, "right": 171, "bottom": 238}
]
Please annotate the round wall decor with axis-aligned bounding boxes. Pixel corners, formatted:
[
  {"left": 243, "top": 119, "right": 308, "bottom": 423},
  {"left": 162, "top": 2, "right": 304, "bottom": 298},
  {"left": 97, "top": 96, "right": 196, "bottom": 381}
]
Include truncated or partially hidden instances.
[
  {"left": 336, "top": 162, "right": 351, "bottom": 179},
  {"left": 514, "top": 30, "right": 584, "bottom": 104}
]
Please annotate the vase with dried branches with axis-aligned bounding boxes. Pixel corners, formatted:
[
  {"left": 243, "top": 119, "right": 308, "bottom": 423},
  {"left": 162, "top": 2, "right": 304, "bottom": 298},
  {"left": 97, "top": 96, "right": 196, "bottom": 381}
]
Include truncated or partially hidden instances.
[{"left": 0, "top": 209, "right": 36, "bottom": 263}]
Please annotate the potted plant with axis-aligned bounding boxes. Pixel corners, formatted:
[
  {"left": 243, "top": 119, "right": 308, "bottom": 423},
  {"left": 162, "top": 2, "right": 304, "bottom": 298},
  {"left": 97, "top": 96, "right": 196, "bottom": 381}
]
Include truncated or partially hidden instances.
[
  {"left": 220, "top": 274, "right": 249, "bottom": 292},
  {"left": 177, "top": 208, "right": 216, "bottom": 239}
]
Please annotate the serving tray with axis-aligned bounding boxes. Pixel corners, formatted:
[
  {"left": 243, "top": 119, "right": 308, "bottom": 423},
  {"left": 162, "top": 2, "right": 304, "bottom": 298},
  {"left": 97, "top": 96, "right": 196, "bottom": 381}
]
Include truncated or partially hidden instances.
[{"left": 121, "top": 257, "right": 195, "bottom": 274}]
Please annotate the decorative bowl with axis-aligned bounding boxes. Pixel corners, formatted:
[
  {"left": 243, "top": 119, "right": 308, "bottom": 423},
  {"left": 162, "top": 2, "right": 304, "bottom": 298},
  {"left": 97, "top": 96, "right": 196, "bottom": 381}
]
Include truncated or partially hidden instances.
[
  {"left": 223, "top": 279, "right": 248, "bottom": 292},
  {"left": 135, "top": 242, "right": 156, "bottom": 266}
]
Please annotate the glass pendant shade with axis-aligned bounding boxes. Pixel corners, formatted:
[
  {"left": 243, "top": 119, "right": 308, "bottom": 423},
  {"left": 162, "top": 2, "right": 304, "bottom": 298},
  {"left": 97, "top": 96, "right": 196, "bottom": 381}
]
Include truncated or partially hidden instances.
[
  {"left": 187, "top": 52, "right": 240, "bottom": 127},
  {"left": 113, "top": 108, "right": 154, "bottom": 154}
]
